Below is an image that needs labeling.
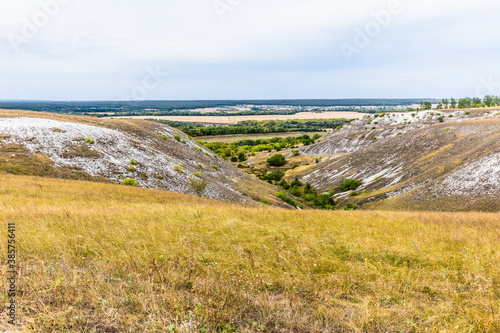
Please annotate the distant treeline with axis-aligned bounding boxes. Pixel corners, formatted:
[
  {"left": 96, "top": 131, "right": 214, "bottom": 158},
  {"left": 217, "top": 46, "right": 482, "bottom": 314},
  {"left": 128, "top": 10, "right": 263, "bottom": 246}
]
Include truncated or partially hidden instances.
[
  {"left": 114, "top": 110, "right": 303, "bottom": 117},
  {"left": 435, "top": 96, "right": 500, "bottom": 109},
  {"left": 0, "top": 99, "right": 429, "bottom": 115},
  {"left": 151, "top": 119, "right": 352, "bottom": 137}
]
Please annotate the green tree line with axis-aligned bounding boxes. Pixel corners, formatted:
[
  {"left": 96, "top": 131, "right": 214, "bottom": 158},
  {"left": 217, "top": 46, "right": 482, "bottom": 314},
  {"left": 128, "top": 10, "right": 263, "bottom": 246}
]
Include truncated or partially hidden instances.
[
  {"left": 420, "top": 95, "right": 500, "bottom": 110},
  {"left": 152, "top": 119, "right": 352, "bottom": 137}
]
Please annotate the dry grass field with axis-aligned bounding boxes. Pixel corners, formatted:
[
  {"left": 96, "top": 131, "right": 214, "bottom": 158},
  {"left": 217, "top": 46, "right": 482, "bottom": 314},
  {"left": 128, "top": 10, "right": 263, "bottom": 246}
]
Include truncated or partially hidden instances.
[
  {"left": 115, "top": 112, "right": 366, "bottom": 124},
  {"left": 1, "top": 173, "right": 499, "bottom": 332}
]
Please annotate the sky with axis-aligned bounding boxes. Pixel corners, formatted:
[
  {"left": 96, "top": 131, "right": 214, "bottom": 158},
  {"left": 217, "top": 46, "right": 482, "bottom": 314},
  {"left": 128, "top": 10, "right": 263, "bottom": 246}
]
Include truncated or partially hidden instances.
[{"left": 1, "top": 0, "right": 499, "bottom": 101}]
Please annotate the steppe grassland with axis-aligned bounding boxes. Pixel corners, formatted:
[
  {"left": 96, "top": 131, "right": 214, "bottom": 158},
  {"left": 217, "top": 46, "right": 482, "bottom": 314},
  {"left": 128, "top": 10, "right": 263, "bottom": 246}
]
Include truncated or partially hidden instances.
[
  {"left": 116, "top": 111, "right": 366, "bottom": 124},
  {"left": 0, "top": 173, "right": 498, "bottom": 332}
]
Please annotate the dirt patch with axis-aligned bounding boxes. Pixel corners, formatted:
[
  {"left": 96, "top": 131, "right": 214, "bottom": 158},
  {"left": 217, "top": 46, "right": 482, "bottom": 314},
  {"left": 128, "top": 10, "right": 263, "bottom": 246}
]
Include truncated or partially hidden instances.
[{"left": 61, "top": 144, "right": 101, "bottom": 159}]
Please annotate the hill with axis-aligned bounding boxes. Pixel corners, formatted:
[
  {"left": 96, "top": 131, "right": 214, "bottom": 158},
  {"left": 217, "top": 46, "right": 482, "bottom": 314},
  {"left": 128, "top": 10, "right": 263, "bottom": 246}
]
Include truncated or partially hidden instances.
[
  {"left": 297, "top": 109, "right": 500, "bottom": 211},
  {"left": 0, "top": 110, "right": 281, "bottom": 206},
  {"left": 0, "top": 173, "right": 499, "bottom": 332}
]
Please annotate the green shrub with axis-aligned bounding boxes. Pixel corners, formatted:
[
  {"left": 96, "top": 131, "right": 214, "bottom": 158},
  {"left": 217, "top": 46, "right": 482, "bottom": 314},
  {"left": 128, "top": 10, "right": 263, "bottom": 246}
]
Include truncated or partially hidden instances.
[
  {"left": 127, "top": 166, "right": 136, "bottom": 172},
  {"left": 344, "top": 203, "right": 358, "bottom": 210},
  {"left": 260, "top": 200, "right": 270, "bottom": 205},
  {"left": 279, "top": 179, "right": 290, "bottom": 190},
  {"left": 437, "top": 116, "right": 444, "bottom": 122},
  {"left": 174, "top": 165, "right": 184, "bottom": 173},
  {"left": 130, "top": 159, "right": 138, "bottom": 165},
  {"left": 194, "top": 172, "right": 202, "bottom": 178},
  {"left": 292, "top": 149, "right": 300, "bottom": 156},
  {"left": 85, "top": 137, "right": 94, "bottom": 144},
  {"left": 122, "top": 178, "right": 138, "bottom": 186},
  {"left": 238, "top": 152, "right": 247, "bottom": 162},
  {"left": 304, "top": 193, "right": 317, "bottom": 201},
  {"left": 231, "top": 157, "right": 238, "bottom": 162},
  {"left": 211, "top": 165, "right": 219, "bottom": 170},
  {"left": 289, "top": 187, "right": 302, "bottom": 197},
  {"left": 189, "top": 177, "right": 207, "bottom": 196},
  {"left": 161, "top": 135, "right": 168, "bottom": 140},
  {"left": 290, "top": 179, "right": 302, "bottom": 187},
  {"left": 313, "top": 194, "right": 335, "bottom": 208},
  {"left": 340, "top": 179, "right": 362, "bottom": 192},
  {"left": 275, "top": 192, "right": 297, "bottom": 207},
  {"left": 174, "top": 135, "right": 181, "bottom": 142},
  {"left": 267, "top": 154, "right": 286, "bottom": 166},
  {"left": 262, "top": 170, "right": 285, "bottom": 181},
  {"left": 304, "top": 183, "right": 315, "bottom": 194}
]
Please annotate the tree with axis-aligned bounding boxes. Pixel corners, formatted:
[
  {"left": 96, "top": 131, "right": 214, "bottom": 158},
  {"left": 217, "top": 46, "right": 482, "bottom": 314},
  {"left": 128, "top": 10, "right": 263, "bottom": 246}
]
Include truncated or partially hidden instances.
[
  {"left": 472, "top": 97, "right": 482, "bottom": 107},
  {"left": 267, "top": 154, "right": 286, "bottom": 166},
  {"left": 450, "top": 98, "right": 457, "bottom": 108},
  {"left": 441, "top": 98, "right": 449, "bottom": 108},
  {"left": 420, "top": 101, "right": 432, "bottom": 110},
  {"left": 458, "top": 98, "right": 472, "bottom": 109},
  {"left": 483, "top": 95, "right": 494, "bottom": 107}
]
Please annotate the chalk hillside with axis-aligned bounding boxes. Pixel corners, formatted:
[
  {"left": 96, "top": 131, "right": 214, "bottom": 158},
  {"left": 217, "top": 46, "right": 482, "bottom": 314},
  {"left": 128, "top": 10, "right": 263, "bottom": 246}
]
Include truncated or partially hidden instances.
[
  {"left": 0, "top": 110, "right": 281, "bottom": 206},
  {"left": 298, "top": 109, "right": 500, "bottom": 211}
]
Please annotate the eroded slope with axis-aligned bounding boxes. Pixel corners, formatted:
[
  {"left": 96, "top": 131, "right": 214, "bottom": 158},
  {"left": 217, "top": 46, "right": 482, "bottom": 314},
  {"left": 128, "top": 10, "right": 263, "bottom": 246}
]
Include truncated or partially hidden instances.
[
  {"left": 0, "top": 110, "right": 280, "bottom": 205},
  {"left": 298, "top": 110, "right": 500, "bottom": 211}
]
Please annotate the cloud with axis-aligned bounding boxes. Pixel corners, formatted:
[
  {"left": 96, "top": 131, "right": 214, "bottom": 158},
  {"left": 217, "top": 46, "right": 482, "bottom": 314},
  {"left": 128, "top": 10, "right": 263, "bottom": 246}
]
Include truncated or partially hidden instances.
[{"left": 0, "top": 0, "right": 499, "bottom": 100}]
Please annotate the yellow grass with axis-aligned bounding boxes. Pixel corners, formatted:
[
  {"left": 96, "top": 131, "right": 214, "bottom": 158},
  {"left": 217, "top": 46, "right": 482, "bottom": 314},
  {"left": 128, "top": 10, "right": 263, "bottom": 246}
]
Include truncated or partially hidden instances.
[
  {"left": 416, "top": 144, "right": 454, "bottom": 163},
  {"left": 114, "top": 112, "right": 366, "bottom": 124},
  {"left": 0, "top": 173, "right": 499, "bottom": 332}
]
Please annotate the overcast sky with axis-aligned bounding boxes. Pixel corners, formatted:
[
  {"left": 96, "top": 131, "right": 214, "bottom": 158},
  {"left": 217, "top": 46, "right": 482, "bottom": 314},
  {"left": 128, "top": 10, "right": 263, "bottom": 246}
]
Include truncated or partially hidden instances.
[{"left": 1, "top": 0, "right": 499, "bottom": 101}]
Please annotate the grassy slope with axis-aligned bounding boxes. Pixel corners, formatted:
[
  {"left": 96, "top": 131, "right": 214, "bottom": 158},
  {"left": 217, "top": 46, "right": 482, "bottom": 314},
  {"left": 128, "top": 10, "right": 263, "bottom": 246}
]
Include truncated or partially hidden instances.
[{"left": 0, "top": 173, "right": 499, "bottom": 332}]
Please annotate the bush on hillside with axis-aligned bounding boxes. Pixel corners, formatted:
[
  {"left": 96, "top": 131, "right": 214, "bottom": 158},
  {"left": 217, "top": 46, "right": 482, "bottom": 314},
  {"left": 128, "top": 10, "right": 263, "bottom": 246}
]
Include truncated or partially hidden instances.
[
  {"left": 122, "top": 178, "right": 138, "bottom": 186},
  {"left": 340, "top": 179, "right": 362, "bottom": 192},
  {"left": 313, "top": 194, "right": 335, "bottom": 209},
  {"left": 289, "top": 187, "right": 302, "bottom": 197},
  {"left": 275, "top": 192, "right": 297, "bottom": 207},
  {"left": 267, "top": 154, "right": 286, "bottom": 166},
  {"left": 344, "top": 203, "right": 358, "bottom": 210},
  {"left": 262, "top": 170, "right": 285, "bottom": 181}
]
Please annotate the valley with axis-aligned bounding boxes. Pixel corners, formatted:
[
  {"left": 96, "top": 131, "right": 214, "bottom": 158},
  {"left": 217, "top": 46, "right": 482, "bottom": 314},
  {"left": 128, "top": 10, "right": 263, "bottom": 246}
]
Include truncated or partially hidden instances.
[{"left": 0, "top": 107, "right": 499, "bottom": 332}]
